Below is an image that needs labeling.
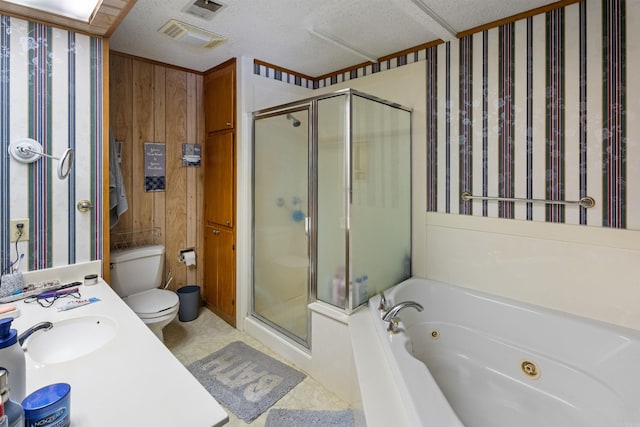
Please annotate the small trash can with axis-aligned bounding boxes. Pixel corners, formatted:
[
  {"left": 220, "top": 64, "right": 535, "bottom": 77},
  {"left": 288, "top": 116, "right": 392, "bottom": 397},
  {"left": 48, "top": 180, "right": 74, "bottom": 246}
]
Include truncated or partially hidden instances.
[{"left": 177, "top": 285, "right": 201, "bottom": 322}]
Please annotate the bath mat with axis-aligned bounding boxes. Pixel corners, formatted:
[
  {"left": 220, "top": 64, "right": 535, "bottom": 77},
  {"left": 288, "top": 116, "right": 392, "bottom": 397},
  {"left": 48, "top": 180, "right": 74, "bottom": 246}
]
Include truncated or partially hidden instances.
[
  {"left": 265, "top": 409, "right": 355, "bottom": 427},
  {"left": 187, "top": 341, "right": 306, "bottom": 422}
]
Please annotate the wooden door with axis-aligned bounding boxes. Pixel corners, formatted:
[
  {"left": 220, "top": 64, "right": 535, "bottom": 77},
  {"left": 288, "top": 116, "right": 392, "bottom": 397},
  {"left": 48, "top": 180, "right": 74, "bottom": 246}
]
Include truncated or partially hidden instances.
[
  {"left": 202, "top": 225, "right": 235, "bottom": 327},
  {"left": 216, "top": 227, "right": 235, "bottom": 326},
  {"left": 203, "top": 132, "right": 234, "bottom": 227},
  {"left": 204, "top": 61, "right": 235, "bottom": 133},
  {"left": 202, "top": 58, "right": 236, "bottom": 328}
]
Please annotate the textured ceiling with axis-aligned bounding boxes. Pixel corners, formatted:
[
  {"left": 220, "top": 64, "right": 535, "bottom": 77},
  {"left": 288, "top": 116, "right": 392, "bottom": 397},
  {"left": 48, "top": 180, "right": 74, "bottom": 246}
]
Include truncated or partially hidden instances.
[{"left": 109, "top": 0, "right": 560, "bottom": 75}]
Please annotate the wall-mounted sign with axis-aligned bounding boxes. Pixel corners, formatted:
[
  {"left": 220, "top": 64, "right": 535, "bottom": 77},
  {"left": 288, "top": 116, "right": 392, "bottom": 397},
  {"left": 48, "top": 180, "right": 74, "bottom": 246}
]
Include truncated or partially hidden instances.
[
  {"left": 144, "top": 142, "right": 166, "bottom": 192},
  {"left": 182, "top": 143, "right": 201, "bottom": 167}
]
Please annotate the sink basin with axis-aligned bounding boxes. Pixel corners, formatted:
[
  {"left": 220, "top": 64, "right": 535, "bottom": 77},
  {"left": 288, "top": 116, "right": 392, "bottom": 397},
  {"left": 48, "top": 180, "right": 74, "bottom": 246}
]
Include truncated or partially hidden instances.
[{"left": 24, "top": 316, "right": 117, "bottom": 364}]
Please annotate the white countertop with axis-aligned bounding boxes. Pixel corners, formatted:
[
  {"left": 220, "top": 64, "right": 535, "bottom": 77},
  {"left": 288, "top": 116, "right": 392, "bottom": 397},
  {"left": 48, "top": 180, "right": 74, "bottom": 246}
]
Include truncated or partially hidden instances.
[{"left": 4, "top": 262, "right": 228, "bottom": 427}]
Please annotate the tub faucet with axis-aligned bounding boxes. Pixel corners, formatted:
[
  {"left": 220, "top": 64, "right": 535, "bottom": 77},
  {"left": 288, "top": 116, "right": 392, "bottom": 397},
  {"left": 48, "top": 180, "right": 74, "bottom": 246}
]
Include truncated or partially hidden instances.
[
  {"left": 382, "top": 301, "right": 423, "bottom": 334},
  {"left": 18, "top": 321, "right": 53, "bottom": 346}
]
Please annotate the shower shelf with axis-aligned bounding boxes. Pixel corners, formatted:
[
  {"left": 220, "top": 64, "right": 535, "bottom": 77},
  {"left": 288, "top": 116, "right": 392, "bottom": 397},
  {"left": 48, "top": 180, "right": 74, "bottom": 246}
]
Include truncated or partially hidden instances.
[{"left": 110, "top": 227, "right": 161, "bottom": 250}]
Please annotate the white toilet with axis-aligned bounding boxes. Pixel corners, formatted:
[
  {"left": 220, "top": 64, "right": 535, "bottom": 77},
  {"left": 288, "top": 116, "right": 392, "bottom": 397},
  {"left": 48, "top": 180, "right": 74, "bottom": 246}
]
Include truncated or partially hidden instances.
[{"left": 109, "top": 245, "right": 179, "bottom": 342}]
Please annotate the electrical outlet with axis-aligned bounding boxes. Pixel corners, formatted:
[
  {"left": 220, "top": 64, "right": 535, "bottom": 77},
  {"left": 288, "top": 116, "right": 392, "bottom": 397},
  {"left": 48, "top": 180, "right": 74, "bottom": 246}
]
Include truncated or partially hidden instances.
[{"left": 10, "top": 218, "right": 29, "bottom": 242}]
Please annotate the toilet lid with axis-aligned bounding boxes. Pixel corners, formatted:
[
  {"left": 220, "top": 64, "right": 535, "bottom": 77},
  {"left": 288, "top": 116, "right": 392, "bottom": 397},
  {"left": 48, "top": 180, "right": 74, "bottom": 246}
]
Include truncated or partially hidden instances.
[{"left": 124, "top": 289, "right": 179, "bottom": 315}]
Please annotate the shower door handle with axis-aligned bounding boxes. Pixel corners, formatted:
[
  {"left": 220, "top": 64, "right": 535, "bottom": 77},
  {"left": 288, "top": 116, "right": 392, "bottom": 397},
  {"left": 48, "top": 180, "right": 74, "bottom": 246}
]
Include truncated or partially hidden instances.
[{"left": 304, "top": 217, "right": 310, "bottom": 236}]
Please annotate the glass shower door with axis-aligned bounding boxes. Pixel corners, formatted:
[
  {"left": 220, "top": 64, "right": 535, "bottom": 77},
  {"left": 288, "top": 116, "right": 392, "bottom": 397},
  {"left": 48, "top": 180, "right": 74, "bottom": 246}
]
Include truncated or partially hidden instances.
[{"left": 253, "top": 109, "right": 310, "bottom": 345}]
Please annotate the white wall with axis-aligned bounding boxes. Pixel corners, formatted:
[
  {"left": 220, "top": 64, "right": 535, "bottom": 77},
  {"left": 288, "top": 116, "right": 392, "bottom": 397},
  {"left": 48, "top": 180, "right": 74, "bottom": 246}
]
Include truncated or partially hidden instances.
[{"left": 425, "top": 212, "right": 640, "bottom": 331}]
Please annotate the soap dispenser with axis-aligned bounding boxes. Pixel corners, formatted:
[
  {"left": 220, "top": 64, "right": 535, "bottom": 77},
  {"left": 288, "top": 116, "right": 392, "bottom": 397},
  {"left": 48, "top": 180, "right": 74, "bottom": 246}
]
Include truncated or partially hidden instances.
[{"left": 0, "top": 318, "right": 25, "bottom": 402}]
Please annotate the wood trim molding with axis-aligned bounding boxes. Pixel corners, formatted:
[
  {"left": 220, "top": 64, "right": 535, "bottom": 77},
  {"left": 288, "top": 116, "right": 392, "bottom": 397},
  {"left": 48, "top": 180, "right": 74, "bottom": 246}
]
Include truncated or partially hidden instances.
[
  {"left": 314, "top": 61, "right": 373, "bottom": 81},
  {"left": 253, "top": 59, "right": 315, "bottom": 82},
  {"left": 377, "top": 39, "right": 444, "bottom": 63},
  {"left": 102, "top": 0, "right": 138, "bottom": 37},
  {"left": 264, "top": 39, "right": 444, "bottom": 83},
  {"left": 206, "top": 57, "right": 239, "bottom": 75},
  {"left": 0, "top": 0, "right": 137, "bottom": 38},
  {"left": 456, "top": 0, "right": 582, "bottom": 39}
]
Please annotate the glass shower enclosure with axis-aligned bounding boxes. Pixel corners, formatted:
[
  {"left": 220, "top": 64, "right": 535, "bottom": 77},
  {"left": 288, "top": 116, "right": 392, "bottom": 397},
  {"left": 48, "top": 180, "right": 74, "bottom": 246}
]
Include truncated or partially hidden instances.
[{"left": 252, "top": 89, "right": 411, "bottom": 348}]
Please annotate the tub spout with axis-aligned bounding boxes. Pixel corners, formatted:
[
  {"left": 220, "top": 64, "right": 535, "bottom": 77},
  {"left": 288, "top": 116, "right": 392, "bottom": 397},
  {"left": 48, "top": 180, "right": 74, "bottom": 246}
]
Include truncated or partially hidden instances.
[
  {"left": 18, "top": 321, "right": 53, "bottom": 347},
  {"left": 382, "top": 301, "right": 424, "bottom": 321},
  {"left": 382, "top": 301, "right": 423, "bottom": 334}
]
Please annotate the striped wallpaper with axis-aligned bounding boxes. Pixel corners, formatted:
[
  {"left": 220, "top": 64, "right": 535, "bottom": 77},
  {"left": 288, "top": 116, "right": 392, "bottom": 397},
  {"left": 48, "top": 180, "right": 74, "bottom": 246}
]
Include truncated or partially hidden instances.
[
  {"left": 427, "top": 0, "right": 636, "bottom": 229},
  {"left": 254, "top": 0, "right": 637, "bottom": 230},
  {"left": 602, "top": 0, "right": 626, "bottom": 228},
  {"left": 0, "top": 15, "right": 103, "bottom": 274}
]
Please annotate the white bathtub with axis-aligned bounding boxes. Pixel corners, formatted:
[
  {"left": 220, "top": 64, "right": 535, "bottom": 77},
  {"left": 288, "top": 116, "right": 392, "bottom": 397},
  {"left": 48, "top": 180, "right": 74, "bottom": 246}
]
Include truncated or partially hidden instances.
[{"left": 369, "top": 277, "right": 640, "bottom": 427}]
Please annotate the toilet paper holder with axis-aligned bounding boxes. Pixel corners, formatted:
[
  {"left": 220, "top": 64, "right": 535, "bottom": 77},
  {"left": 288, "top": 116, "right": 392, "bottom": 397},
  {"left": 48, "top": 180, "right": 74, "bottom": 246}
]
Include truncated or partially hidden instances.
[{"left": 178, "top": 248, "right": 196, "bottom": 263}]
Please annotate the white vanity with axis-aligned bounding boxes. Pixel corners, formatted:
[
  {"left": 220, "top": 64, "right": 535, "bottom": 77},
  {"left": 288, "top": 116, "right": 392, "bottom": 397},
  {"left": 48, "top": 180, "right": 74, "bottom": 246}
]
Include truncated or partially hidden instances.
[{"left": 5, "top": 261, "right": 228, "bottom": 427}]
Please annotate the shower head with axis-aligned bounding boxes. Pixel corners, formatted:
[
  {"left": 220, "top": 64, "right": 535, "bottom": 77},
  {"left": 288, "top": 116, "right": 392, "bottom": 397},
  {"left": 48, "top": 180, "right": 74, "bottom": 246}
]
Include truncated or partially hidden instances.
[{"left": 286, "top": 114, "right": 301, "bottom": 127}]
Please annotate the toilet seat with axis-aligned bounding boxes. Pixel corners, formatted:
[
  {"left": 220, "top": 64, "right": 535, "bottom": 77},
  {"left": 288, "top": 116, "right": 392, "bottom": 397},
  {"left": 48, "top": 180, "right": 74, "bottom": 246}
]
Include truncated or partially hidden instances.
[{"left": 123, "top": 289, "right": 179, "bottom": 320}]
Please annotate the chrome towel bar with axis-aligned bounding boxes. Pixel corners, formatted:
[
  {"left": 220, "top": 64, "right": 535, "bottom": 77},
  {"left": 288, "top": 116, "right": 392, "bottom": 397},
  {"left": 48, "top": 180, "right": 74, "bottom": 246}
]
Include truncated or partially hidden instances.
[{"left": 460, "top": 192, "right": 596, "bottom": 209}]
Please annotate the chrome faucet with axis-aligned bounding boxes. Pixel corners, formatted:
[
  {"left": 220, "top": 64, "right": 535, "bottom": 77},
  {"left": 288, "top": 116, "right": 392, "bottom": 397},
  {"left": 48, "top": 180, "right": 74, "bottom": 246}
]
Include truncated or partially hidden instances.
[
  {"left": 382, "top": 301, "right": 423, "bottom": 334},
  {"left": 18, "top": 321, "right": 53, "bottom": 346}
]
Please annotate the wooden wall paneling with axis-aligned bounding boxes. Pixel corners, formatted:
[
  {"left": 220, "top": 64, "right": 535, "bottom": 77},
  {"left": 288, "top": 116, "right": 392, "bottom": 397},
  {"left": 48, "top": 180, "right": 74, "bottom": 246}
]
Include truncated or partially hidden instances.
[
  {"left": 153, "top": 65, "right": 167, "bottom": 254},
  {"left": 109, "top": 54, "right": 133, "bottom": 238},
  {"left": 109, "top": 53, "right": 204, "bottom": 291},
  {"left": 186, "top": 73, "right": 197, "bottom": 286},
  {"left": 132, "top": 60, "right": 154, "bottom": 234},
  {"left": 165, "top": 68, "right": 188, "bottom": 291}
]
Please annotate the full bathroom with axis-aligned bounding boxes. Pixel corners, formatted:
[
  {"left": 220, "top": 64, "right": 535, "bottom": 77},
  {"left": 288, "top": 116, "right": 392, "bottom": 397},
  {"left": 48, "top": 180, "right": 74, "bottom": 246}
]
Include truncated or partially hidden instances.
[{"left": 1, "top": 0, "right": 640, "bottom": 426}]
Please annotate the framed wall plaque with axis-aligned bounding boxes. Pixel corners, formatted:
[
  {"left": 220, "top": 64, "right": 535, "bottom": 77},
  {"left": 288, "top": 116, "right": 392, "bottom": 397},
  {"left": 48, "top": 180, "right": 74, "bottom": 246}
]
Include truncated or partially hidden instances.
[{"left": 144, "top": 142, "right": 166, "bottom": 192}]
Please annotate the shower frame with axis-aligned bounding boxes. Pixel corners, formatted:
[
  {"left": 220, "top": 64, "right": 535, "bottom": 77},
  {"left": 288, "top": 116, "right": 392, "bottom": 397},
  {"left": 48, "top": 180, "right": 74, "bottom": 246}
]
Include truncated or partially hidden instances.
[{"left": 252, "top": 88, "right": 412, "bottom": 349}]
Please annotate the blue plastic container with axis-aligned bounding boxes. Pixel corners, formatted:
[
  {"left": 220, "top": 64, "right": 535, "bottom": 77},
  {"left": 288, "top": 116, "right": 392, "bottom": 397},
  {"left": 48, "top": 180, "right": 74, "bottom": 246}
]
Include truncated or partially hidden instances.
[{"left": 22, "top": 383, "right": 70, "bottom": 427}]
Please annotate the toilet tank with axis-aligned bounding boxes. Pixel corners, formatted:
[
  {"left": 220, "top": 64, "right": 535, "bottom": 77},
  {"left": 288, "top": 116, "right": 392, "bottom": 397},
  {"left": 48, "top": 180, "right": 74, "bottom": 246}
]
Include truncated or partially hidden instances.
[{"left": 109, "top": 245, "right": 165, "bottom": 297}]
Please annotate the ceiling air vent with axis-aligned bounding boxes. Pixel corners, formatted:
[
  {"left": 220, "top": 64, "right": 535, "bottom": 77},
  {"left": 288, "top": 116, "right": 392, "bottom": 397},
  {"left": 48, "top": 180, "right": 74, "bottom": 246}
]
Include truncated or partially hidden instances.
[
  {"left": 182, "top": 0, "right": 226, "bottom": 21},
  {"left": 158, "top": 19, "right": 226, "bottom": 49}
]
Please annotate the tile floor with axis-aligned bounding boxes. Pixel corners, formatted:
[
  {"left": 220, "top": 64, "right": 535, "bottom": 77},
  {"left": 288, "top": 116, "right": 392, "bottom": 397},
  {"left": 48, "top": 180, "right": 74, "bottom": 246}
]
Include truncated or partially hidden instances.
[{"left": 163, "top": 307, "right": 351, "bottom": 426}]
